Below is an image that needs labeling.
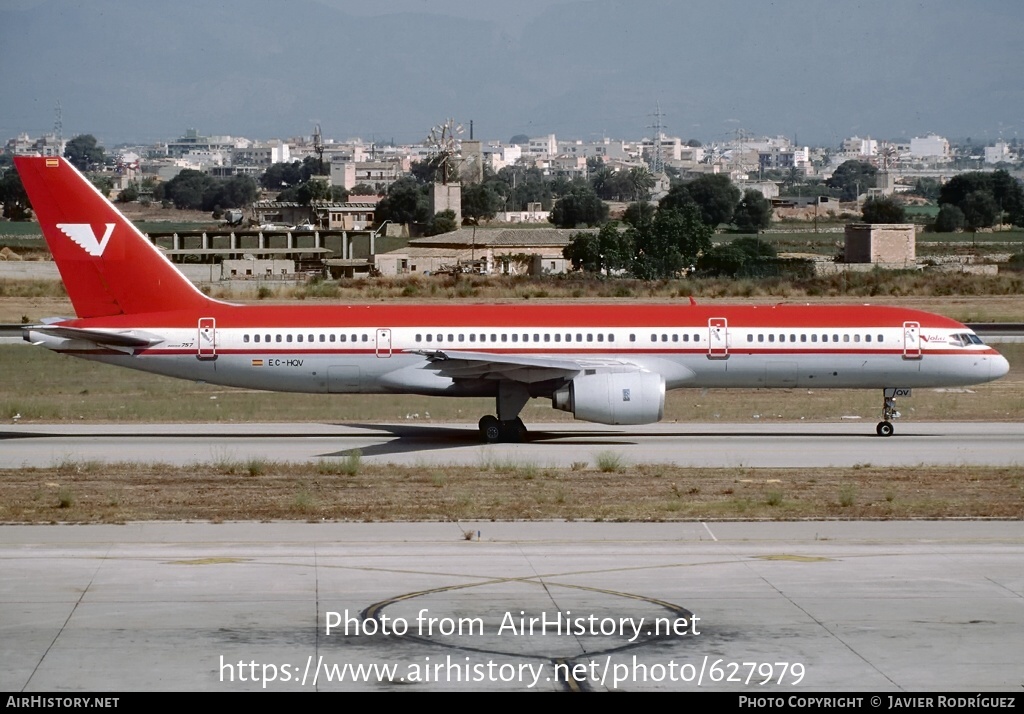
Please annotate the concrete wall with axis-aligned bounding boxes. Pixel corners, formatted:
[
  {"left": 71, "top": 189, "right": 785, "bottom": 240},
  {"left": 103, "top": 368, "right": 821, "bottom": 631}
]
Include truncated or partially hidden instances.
[{"left": 844, "top": 223, "right": 916, "bottom": 265}]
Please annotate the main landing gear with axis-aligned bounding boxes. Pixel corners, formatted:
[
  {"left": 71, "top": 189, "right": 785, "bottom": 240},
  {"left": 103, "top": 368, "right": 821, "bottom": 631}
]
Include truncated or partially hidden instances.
[
  {"left": 478, "top": 415, "right": 527, "bottom": 443},
  {"left": 478, "top": 381, "right": 531, "bottom": 443},
  {"left": 876, "top": 391, "right": 901, "bottom": 437}
]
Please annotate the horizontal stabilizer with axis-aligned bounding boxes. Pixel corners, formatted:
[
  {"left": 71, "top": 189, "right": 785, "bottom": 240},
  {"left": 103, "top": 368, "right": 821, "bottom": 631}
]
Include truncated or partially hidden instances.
[{"left": 25, "top": 325, "right": 165, "bottom": 348}]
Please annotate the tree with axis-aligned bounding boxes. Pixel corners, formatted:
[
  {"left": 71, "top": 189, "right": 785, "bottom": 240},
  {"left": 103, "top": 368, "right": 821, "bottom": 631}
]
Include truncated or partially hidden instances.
[
  {"left": 461, "top": 182, "right": 501, "bottom": 224},
  {"left": 630, "top": 204, "right": 712, "bottom": 279},
  {"left": 861, "top": 196, "right": 906, "bottom": 224},
  {"left": 622, "top": 201, "right": 656, "bottom": 228},
  {"left": 934, "top": 205, "right": 965, "bottom": 232},
  {"left": 659, "top": 174, "right": 740, "bottom": 227},
  {"left": 425, "top": 209, "right": 458, "bottom": 236},
  {"left": 734, "top": 189, "right": 773, "bottom": 233},
  {"left": 938, "top": 169, "right": 1024, "bottom": 228},
  {"left": 826, "top": 160, "right": 877, "bottom": 201},
  {"left": 116, "top": 183, "right": 140, "bottom": 204},
  {"left": 349, "top": 183, "right": 378, "bottom": 196},
  {"left": 549, "top": 186, "right": 608, "bottom": 228},
  {"left": 279, "top": 179, "right": 331, "bottom": 205},
  {"left": 0, "top": 168, "right": 31, "bottom": 220},
  {"left": 960, "top": 190, "right": 999, "bottom": 230},
  {"left": 64, "top": 134, "right": 105, "bottom": 171},
  {"left": 697, "top": 236, "right": 777, "bottom": 277},
  {"left": 158, "top": 170, "right": 256, "bottom": 211},
  {"left": 374, "top": 177, "right": 430, "bottom": 225},
  {"left": 260, "top": 161, "right": 305, "bottom": 190},
  {"left": 216, "top": 175, "right": 259, "bottom": 208},
  {"left": 563, "top": 223, "right": 632, "bottom": 275},
  {"left": 562, "top": 232, "right": 601, "bottom": 273},
  {"left": 508, "top": 134, "right": 530, "bottom": 146},
  {"left": 909, "top": 177, "right": 941, "bottom": 201},
  {"left": 626, "top": 166, "right": 656, "bottom": 202}
]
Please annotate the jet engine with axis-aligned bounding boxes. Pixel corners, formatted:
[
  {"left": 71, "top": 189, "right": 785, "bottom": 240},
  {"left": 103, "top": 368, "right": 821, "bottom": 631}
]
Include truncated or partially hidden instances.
[{"left": 552, "top": 371, "right": 665, "bottom": 425}]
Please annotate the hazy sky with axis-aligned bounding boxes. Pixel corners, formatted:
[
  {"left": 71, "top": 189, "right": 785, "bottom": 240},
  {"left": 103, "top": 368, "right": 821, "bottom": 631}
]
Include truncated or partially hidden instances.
[{"left": 2, "top": 0, "right": 1022, "bottom": 148}]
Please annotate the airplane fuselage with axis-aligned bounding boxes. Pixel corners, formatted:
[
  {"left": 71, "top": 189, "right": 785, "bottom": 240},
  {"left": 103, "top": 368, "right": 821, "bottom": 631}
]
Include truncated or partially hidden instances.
[{"left": 30, "top": 303, "right": 1005, "bottom": 396}]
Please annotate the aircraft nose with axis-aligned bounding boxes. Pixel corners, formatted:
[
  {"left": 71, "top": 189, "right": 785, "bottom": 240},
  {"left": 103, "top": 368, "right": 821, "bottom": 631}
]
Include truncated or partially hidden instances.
[{"left": 991, "top": 353, "right": 1010, "bottom": 381}]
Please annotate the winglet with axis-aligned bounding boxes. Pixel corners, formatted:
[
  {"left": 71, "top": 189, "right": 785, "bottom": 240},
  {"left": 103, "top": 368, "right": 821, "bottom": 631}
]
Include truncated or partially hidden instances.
[{"left": 14, "top": 156, "right": 217, "bottom": 318}]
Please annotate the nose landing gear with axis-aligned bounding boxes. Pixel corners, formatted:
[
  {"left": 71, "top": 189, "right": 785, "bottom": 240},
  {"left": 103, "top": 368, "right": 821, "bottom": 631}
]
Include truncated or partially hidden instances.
[{"left": 876, "top": 391, "right": 902, "bottom": 437}]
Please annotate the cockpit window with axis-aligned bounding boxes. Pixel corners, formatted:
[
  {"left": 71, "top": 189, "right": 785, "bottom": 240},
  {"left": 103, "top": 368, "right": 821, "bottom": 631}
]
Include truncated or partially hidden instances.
[{"left": 951, "top": 332, "right": 984, "bottom": 347}]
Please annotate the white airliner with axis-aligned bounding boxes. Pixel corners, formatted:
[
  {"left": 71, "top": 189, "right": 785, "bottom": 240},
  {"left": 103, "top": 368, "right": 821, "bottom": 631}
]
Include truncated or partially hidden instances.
[{"left": 14, "top": 156, "right": 1010, "bottom": 441}]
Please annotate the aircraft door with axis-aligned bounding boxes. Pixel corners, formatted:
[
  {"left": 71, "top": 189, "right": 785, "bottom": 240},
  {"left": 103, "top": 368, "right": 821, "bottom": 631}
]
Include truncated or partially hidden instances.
[
  {"left": 708, "top": 317, "right": 728, "bottom": 359},
  {"left": 375, "top": 328, "right": 392, "bottom": 358},
  {"left": 902, "top": 321, "right": 922, "bottom": 360},
  {"left": 197, "top": 317, "right": 217, "bottom": 360}
]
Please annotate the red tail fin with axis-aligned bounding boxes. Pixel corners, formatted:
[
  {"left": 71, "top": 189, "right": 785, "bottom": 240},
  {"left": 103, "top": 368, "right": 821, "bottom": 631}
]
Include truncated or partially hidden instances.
[{"left": 14, "top": 156, "right": 215, "bottom": 318}]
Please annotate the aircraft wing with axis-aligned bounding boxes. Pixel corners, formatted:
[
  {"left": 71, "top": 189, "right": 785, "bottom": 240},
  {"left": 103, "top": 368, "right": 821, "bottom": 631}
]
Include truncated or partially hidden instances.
[
  {"left": 409, "top": 349, "right": 643, "bottom": 383},
  {"left": 25, "top": 325, "right": 166, "bottom": 349}
]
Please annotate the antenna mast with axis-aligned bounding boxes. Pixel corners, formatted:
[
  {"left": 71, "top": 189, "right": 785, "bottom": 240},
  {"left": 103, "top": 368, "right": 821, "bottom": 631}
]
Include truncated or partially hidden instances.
[{"left": 647, "top": 102, "right": 666, "bottom": 174}]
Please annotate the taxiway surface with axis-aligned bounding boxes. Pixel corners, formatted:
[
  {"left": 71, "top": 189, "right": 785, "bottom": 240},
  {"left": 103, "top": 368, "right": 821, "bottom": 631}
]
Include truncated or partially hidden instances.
[{"left": 2, "top": 521, "right": 1022, "bottom": 692}]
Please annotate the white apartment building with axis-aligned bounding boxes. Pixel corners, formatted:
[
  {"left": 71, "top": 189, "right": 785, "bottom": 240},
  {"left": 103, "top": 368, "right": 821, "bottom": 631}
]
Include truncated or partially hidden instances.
[
  {"left": 909, "top": 134, "right": 951, "bottom": 160},
  {"left": 985, "top": 141, "right": 1012, "bottom": 164},
  {"left": 526, "top": 134, "right": 557, "bottom": 158},
  {"left": 841, "top": 136, "right": 878, "bottom": 157},
  {"left": 231, "top": 140, "right": 290, "bottom": 167}
]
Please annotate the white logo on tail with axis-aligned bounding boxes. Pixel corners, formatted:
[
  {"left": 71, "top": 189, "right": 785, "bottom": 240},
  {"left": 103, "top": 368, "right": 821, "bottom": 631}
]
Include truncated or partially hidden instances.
[{"left": 57, "top": 223, "right": 115, "bottom": 256}]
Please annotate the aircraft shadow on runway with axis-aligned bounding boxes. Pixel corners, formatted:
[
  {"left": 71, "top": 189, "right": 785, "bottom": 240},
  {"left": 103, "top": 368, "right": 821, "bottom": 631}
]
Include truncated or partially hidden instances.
[
  {"left": 0, "top": 425, "right": 940, "bottom": 464},
  {"left": 315, "top": 423, "right": 636, "bottom": 459}
]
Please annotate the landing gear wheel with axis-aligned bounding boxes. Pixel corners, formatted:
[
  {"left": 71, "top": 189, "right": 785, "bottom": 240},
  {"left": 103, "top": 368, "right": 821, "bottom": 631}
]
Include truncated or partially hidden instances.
[
  {"left": 876, "top": 421, "right": 894, "bottom": 437},
  {"left": 479, "top": 415, "right": 502, "bottom": 443}
]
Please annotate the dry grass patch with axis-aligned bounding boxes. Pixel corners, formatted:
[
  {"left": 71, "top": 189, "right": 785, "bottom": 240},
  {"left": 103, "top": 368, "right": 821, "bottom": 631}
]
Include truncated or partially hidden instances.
[{"left": 0, "top": 462, "right": 1020, "bottom": 524}]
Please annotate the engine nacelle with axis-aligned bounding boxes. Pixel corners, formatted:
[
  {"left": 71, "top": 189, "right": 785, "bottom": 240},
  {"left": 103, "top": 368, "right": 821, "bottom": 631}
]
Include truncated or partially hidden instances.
[{"left": 552, "top": 371, "right": 665, "bottom": 425}]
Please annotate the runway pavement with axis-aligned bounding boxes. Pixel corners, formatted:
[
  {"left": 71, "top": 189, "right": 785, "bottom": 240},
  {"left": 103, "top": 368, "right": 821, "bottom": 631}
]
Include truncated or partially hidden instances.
[
  {"left": 1, "top": 521, "right": 1021, "bottom": 692},
  {"left": 2, "top": 421, "right": 1022, "bottom": 468}
]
